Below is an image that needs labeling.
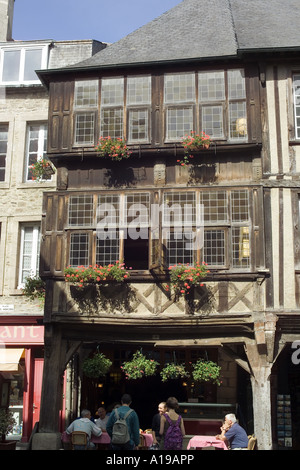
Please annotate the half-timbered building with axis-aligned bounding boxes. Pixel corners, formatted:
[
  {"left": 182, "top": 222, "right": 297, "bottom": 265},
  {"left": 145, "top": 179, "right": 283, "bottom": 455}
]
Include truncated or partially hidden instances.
[{"left": 34, "top": 0, "right": 300, "bottom": 450}]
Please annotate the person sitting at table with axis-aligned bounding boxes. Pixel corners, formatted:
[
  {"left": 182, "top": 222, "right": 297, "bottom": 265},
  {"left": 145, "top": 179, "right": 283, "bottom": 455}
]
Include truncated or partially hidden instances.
[
  {"left": 95, "top": 406, "right": 109, "bottom": 431},
  {"left": 66, "top": 409, "right": 102, "bottom": 449},
  {"left": 151, "top": 401, "right": 167, "bottom": 449},
  {"left": 215, "top": 413, "right": 248, "bottom": 450}
]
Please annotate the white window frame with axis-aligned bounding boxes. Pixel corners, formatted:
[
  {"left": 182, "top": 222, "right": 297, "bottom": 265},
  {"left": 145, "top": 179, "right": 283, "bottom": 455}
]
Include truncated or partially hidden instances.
[
  {"left": 0, "top": 44, "right": 49, "bottom": 85},
  {"left": 24, "top": 123, "right": 48, "bottom": 182},
  {"left": 293, "top": 74, "right": 300, "bottom": 139},
  {"left": 18, "top": 224, "right": 40, "bottom": 289}
]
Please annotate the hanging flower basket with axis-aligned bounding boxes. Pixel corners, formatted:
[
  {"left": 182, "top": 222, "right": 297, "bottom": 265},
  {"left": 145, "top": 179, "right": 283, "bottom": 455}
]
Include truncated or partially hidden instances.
[
  {"left": 30, "top": 158, "right": 55, "bottom": 181},
  {"left": 121, "top": 351, "right": 159, "bottom": 380},
  {"left": 177, "top": 131, "right": 211, "bottom": 166},
  {"left": 191, "top": 359, "right": 222, "bottom": 386},
  {"left": 82, "top": 353, "right": 112, "bottom": 379},
  {"left": 95, "top": 136, "right": 132, "bottom": 161},
  {"left": 64, "top": 261, "right": 130, "bottom": 288},
  {"left": 168, "top": 262, "right": 209, "bottom": 297},
  {"left": 160, "top": 363, "right": 189, "bottom": 382}
]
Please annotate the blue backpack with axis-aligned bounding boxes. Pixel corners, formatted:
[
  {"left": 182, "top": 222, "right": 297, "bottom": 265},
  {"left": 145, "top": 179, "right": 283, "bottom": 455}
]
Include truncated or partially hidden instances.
[{"left": 163, "top": 413, "right": 183, "bottom": 450}]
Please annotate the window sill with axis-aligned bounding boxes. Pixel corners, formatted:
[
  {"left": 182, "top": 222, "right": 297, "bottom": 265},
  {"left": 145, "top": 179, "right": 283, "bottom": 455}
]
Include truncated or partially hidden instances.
[{"left": 16, "top": 181, "right": 56, "bottom": 190}]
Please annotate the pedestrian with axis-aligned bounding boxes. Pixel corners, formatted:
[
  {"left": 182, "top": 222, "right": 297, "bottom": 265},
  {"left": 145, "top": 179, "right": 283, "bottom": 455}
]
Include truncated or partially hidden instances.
[
  {"left": 66, "top": 409, "right": 102, "bottom": 449},
  {"left": 106, "top": 393, "right": 140, "bottom": 450},
  {"left": 159, "top": 397, "right": 185, "bottom": 450},
  {"left": 215, "top": 413, "right": 248, "bottom": 449},
  {"left": 151, "top": 401, "right": 167, "bottom": 449}
]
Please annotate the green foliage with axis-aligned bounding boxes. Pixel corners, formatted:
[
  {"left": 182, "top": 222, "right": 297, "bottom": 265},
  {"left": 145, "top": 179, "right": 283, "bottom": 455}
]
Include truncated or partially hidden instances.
[
  {"left": 64, "top": 262, "right": 130, "bottom": 287},
  {"left": 168, "top": 263, "right": 209, "bottom": 296},
  {"left": 121, "top": 351, "right": 159, "bottom": 380},
  {"left": 29, "top": 158, "right": 55, "bottom": 181},
  {"left": 177, "top": 131, "right": 211, "bottom": 166},
  {"left": 0, "top": 409, "right": 16, "bottom": 441},
  {"left": 22, "top": 276, "right": 46, "bottom": 304},
  {"left": 192, "top": 359, "right": 222, "bottom": 386},
  {"left": 160, "top": 363, "right": 189, "bottom": 382},
  {"left": 95, "top": 137, "right": 131, "bottom": 161},
  {"left": 82, "top": 353, "right": 112, "bottom": 379}
]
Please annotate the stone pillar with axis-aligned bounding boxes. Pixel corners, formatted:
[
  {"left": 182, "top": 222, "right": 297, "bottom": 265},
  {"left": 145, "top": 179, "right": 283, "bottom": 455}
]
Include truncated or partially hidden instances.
[{"left": 249, "top": 359, "right": 273, "bottom": 450}]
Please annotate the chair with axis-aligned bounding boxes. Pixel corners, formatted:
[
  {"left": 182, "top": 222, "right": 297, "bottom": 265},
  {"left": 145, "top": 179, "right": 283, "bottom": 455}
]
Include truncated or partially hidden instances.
[
  {"left": 247, "top": 435, "right": 257, "bottom": 450},
  {"left": 71, "top": 431, "right": 88, "bottom": 450},
  {"left": 138, "top": 434, "right": 147, "bottom": 450}
]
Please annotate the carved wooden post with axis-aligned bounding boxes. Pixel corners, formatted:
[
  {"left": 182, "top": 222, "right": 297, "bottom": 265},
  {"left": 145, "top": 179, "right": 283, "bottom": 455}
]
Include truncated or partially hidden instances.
[
  {"left": 246, "top": 314, "right": 277, "bottom": 450},
  {"left": 39, "top": 324, "right": 64, "bottom": 432}
]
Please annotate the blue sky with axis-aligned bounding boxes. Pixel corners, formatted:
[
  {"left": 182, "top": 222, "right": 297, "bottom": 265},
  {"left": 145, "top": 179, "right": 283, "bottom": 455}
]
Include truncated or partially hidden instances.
[{"left": 12, "top": 0, "right": 182, "bottom": 43}]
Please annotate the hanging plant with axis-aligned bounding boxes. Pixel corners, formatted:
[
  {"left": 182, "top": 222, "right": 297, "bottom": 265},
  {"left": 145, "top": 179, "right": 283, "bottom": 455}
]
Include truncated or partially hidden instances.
[
  {"left": 82, "top": 353, "right": 112, "bottom": 379},
  {"left": 64, "top": 261, "right": 130, "bottom": 288},
  {"left": 95, "top": 136, "right": 132, "bottom": 161},
  {"left": 168, "top": 262, "right": 209, "bottom": 297},
  {"left": 191, "top": 359, "right": 222, "bottom": 386},
  {"left": 160, "top": 363, "right": 189, "bottom": 382},
  {"left": 177, "top": 131, "right": 211, "bottom": 166},
  {"left": 121, "top": 351, "right": 159, "bottom": 380},
  {"left": 22, "top": 276, "right": 46, "bottom": 305},
  {"left": 29, "top": 157, "right": 55, "bottom": 182}
]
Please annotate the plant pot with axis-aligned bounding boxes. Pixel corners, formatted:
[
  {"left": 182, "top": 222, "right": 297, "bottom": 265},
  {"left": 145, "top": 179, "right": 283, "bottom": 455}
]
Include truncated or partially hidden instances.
[{"left": 0, "top": 440, "right": 17, "bottom": 450}]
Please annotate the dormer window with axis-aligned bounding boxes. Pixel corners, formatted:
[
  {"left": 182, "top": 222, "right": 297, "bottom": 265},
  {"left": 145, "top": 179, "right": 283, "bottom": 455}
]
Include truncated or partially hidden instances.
[{"left": 0, "top": 44, "right": 49, "bottom": 85}]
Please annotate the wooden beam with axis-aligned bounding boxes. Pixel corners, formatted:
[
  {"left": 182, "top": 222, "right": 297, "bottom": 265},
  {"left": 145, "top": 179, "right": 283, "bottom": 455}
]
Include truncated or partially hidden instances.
[{"left": 221, "top": 344, "right": 252, "bottom": 375}]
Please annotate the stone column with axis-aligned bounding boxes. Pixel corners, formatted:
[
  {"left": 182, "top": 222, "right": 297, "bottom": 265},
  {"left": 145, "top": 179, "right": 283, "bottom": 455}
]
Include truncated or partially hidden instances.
[{"left": 249, "top": 358, "right": 273, "bottom": 450}]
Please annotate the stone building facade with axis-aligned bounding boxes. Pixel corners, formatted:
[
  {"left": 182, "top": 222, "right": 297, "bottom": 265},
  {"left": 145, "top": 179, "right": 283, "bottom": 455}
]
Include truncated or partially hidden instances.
[{"left": 0, "top": 0, "right": 106, "bottom": 441}]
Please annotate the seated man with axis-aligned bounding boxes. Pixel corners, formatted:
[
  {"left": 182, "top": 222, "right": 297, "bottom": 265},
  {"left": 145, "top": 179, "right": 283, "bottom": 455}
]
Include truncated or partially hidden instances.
[
  {"left": 95, "top": 406, "right": 109, "bottom": 431},
  {"left": 216, "top": 413, "right": 248, "bottom": 450},
  {"left": 66, "top": 409, "right": 102, "bottom": 449}
]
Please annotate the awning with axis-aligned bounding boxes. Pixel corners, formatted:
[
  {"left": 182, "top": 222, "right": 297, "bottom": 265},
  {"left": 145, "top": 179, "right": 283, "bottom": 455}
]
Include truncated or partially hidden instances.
[{"left": 0, "top": 348, "right": 24, "bottom": 372}]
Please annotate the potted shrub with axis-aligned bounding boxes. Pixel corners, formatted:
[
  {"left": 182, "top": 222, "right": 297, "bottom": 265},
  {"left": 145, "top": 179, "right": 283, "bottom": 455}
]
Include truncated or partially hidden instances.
[
  {"left": 121, "top": 351, "right": 159, "bottom": 380},
  {"left": 160, "top": 363, "right": 189, "bottom": 382},
  {"left": 191, "top": 359, "right": 222, "bottom": 386},
  {"left": 95, "top": 136, "right": 131, "bottom": 161},
  {"left": 82, "top": 353, "right": 112, "bottom": 379},
  {"left": 0, "top": 408, "right": 17, "bottom": 449}
]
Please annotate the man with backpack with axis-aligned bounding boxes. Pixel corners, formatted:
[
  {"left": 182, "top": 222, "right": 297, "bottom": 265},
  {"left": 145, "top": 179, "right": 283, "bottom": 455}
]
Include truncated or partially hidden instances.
[{"left": 106, "top": 394, "right": 140, "bottom": 450}]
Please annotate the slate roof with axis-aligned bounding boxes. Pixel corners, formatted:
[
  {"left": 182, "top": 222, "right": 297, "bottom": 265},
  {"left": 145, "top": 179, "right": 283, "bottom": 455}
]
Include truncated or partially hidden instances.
[
  {"left": 75, "top": 0, "right": 237, "bottom": 68},
  {"left": 46, "top": 0, "right": 300, "bottom": 73}
]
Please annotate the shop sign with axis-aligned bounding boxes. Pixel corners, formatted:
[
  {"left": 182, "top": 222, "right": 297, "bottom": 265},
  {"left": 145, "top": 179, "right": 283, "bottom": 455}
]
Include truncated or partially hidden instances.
[
  {"left": 0, "top": 304, "right": 14, "bottom": 312},
  {"left": 0, "top": 325, "right": 44, "bottom": 345}
]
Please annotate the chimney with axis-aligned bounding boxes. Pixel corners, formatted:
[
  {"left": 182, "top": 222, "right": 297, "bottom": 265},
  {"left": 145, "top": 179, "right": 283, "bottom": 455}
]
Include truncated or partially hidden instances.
[{"left": 0, "top": 0, "right": 15, "bottom": 41}]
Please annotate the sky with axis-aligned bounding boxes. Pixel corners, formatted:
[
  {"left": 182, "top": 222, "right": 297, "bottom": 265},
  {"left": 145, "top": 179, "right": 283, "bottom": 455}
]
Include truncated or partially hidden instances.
[{"left": 12, "top": 0, "right": 182, "bottom": 44}]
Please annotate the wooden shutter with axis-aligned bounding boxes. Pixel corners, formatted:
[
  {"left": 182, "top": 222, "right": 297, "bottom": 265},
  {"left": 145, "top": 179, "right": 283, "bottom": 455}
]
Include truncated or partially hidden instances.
[{"left": 48, "top": 81, "right": 74, "bottom": 153}]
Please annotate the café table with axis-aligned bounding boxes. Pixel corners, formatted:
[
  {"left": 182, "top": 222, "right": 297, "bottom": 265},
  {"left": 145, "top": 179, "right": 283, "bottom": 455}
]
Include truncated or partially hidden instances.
[{"left": 187, "top": 435, "right": 228, "bottom": 450}]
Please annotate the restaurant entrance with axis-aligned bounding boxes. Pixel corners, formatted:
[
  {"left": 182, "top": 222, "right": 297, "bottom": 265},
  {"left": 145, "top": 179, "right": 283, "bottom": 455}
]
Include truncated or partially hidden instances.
[{"left": 80, "top": 345, "right": 221, "bottom": 430}]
